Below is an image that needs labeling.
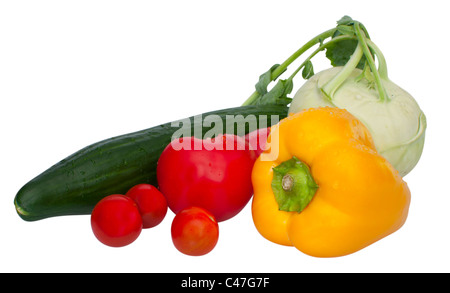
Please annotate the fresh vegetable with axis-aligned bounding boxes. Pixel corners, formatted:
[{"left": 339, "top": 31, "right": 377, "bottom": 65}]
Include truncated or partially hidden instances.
[
  {"left": 91, "top": 194, "right": 143, "bottom": 247},
  {"left": 14, "top": 105, "right": 287, "bottom": 221},
  {"left": 242, "top": 16, "right": 426, "bottom": 176},
  {"left": 251, "top": 107, "right": 411, "bottom": 257},
  {"left": 14, "top": 14, "right": 421, "bottom": 259},
  {"left": 157, "top": 134, "right": 256, "bottom": 222},
  {"left": 125, "top": 184, "right": 168, "bottom": 229},
  {"left": 244, "top": 127, "right": 270, "bottom": 157},
  {"left": 171, "top": 206, "right": 219, "bottom": 256}
]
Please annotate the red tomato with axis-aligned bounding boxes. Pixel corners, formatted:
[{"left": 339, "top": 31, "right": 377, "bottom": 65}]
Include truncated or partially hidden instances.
[
  {"left": 157, "top": 134, "right": 256, "bottom": 222},
  {"left": 126, "top": 184, "right": 168, "bottom": 229},
  {"left": 244, "top": 127, "right": 271, "bottom": 157},
  {"left": 91, "top": 194, "right": 143, "bottom": 247},
  {"left": 171, "top": 206, "right": 219, "bottom": 256}
]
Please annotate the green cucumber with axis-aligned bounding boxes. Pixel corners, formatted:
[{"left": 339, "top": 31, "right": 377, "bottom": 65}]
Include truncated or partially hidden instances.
[{"left": 14, "top": 105, "right": 288, "bottom": 221}]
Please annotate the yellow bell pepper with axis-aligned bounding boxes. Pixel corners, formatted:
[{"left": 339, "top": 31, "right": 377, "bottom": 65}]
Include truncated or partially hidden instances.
[{"left": 252, "top": 107, "right": 411, "bottom": 257}]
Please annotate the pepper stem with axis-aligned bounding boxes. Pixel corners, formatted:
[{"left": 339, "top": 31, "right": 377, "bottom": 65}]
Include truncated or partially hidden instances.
[
  {"left": 271, "top": 156, "right": 318, "bottom": 213},
  {"left": 282, "top": 174, "right": 294, "bottom": 191}
]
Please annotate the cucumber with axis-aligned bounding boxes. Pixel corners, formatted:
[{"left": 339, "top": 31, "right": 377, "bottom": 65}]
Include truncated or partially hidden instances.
[{"left": 14, "top": 105, "right": 288, "bottom": 221}]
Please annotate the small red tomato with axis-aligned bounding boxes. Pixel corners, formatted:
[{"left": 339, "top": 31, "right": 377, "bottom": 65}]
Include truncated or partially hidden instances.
[
  {"left": 126, "top": 184, "right": 168, "bottom": 229},
  {"left": 91, "top": 194, "right": 143, "bottom": 247},
  {"left": 171, "top": 206, "right": 219, "bottom": 256},
  {"left": 244, "top": 127, "right": 271, "bottom": 157}
]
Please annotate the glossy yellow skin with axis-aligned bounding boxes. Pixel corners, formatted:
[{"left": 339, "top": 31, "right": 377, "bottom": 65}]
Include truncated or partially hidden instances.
[{"left": 252, "top": 107, "right": 411, "bottom": 257}]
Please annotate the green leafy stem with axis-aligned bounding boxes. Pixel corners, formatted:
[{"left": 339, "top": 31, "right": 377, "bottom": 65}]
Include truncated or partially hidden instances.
[{"left": 242, "top": 16, "right": 390, "bottom": 106}]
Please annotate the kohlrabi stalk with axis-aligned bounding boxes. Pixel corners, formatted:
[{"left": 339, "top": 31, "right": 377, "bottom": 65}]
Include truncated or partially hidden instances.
[
  {"left": 243, "top": 16, "right": 426, "bottom": 177},
  {"left": 367, "top": 39, "right": 388, "bottom": 79},
  {"left": 353, "top": 22, "right": 389, "bottom": 102},
  {"left": 321, "top": 42, "right": 364, "bottom": 100},
  {"left": 321, "top": 21, "right": 389, "bottom": 102},
  {"left": 241, "top": 28, "right": 336, "bottom": 107}
]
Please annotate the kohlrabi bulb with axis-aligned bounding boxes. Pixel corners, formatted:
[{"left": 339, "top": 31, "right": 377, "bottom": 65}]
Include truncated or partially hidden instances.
[{"left": 289, "top": 67, "right": 426, "bottom": 176}]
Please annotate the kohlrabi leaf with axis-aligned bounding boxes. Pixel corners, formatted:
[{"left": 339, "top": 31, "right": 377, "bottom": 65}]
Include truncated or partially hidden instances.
[
  {"left": 302, "top": 60, "right": 314, "bottom": 79},
  {"left": 337, "top": 15, "right": 355, "bottom": 26},
  {"left": 326, "top": 16, "right": 369, "bottom": 69},
  {"left": 255, "top": 64, "right": 282, "bottom": 96},
  {"left": 336, "top": 24, "right": 355, "bottom": 37},
  {"left": 255, "top": 78, "right": 293, "bottom": 107},
  {"left": 326, "top": 38, "right": 366, "bottom": 69}
]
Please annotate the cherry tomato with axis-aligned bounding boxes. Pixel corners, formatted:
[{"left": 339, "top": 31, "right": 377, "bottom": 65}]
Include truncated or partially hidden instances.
[
  {"left": 244, "top": 127, "right": 271, "bottom": 157},
  {"left": 171, "top": 206, "right": 219, "bottom": 256},
  {"left": 126, "top": 184, "right": 168, "bottom": 229},
  {"left": 91, "top": 194, "right": 143, "bottom": 247},
  {"left": 157, "top": 134, "right": 256, "bottom": 222}
]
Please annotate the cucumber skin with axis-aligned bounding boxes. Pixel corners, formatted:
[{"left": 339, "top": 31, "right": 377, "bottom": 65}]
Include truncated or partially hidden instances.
[{"left": 14, "top": 105, "right": 288, "bottom": 221}]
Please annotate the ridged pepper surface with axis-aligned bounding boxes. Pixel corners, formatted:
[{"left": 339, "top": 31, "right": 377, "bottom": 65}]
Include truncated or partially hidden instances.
[{"left": 251, "top": 107, "right": 411, "bottom": 257}]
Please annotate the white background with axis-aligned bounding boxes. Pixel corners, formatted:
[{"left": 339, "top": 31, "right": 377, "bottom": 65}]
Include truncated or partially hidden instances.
[{"left": 1, "top": 0, "right": 448, "bottom": 273}]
